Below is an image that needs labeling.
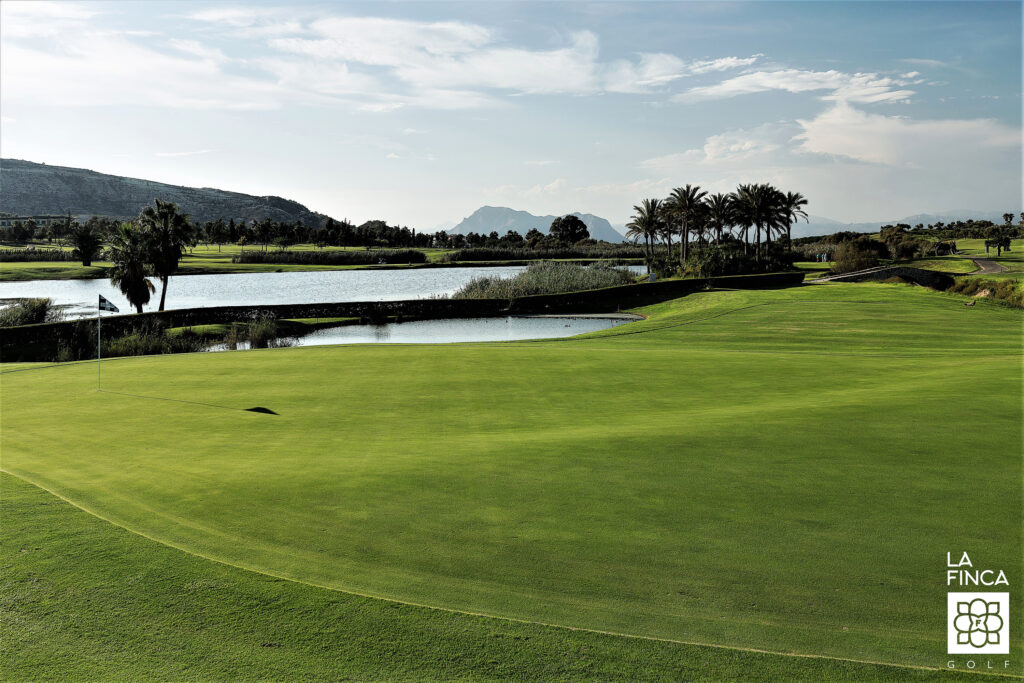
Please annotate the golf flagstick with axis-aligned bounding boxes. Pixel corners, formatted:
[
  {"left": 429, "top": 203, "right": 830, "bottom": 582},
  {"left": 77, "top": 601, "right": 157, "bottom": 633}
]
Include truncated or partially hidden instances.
[{"left": 97, "top": 294, "right": 120, "bottom": 392}]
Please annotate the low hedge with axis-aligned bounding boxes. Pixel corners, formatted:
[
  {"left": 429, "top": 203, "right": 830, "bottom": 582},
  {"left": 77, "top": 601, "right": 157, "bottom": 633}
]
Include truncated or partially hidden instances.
[
  {"left": 231, "top": 249, "right": 427, "bottom": 266},
  {"left": 0, "top": 249, "right": 78, "bottom": 262}
]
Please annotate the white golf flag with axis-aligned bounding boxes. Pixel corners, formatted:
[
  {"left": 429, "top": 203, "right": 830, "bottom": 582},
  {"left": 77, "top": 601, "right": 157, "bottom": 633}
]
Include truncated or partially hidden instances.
[{"left": 98, "top": 295, "right": 119, "bottom": 313}]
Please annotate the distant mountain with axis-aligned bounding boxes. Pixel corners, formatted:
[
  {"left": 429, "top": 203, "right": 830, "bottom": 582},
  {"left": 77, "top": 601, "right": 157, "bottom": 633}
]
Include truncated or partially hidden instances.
[
  {"left": 449, "top": 206, "right": 625, "bottom": 243},
  {"left": 0, "top": 158, "right": 334, "bottom": 228},
  {"left": 793, "top": 210, "right": 1013, "bottom": 239}
]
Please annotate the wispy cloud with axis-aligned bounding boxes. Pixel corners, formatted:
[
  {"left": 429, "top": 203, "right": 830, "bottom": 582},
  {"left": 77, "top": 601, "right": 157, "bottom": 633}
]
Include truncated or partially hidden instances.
[
  {"left": 687, "top": 54, "right": 763, "bottom": 74},
  {"left": 673, "top": 69, "right": 918, "bottom": 104}
]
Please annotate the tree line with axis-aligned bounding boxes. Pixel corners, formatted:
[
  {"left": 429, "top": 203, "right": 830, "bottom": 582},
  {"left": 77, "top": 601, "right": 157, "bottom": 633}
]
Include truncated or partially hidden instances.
[{"left": 625, "top": 183, "right": 808, "bottom": 276}]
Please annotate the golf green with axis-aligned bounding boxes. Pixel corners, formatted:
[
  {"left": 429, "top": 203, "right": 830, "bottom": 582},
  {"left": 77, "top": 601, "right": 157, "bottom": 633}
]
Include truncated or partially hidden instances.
[{"left": 2, "top": 283, "right": 1020, "bottom": 674}]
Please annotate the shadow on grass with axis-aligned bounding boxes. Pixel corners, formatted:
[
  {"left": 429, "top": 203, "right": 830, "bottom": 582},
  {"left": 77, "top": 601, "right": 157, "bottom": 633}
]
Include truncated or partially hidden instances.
[{"left": 98, "top": 390, "right": 277, "bottom": 415}]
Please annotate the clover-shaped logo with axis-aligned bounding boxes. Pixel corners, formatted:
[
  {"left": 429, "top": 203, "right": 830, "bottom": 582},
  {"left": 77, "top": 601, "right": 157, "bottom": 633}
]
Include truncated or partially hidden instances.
[{"left": 953, "top": 598, "right": 1004, "bottom": 648}]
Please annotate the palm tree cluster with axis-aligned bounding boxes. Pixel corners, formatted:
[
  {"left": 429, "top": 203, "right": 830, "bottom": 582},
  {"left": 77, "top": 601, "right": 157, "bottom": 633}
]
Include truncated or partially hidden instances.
[
  {"left": 107, "top": 200, "right": 194, "bottom": 314},
  {"left": 626, "top": 183, "right": 808, "bottom": 274}
]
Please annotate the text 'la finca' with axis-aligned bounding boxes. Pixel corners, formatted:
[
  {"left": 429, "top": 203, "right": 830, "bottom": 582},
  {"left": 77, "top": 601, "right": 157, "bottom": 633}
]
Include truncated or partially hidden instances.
[{"left": 947, "top": 552, "right": 1009, "bottom": 587}]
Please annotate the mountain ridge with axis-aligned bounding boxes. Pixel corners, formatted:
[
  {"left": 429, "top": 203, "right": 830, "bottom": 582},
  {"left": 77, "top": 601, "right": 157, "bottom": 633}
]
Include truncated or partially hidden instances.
[
  {"left": 449, "top": 206, "right": 625, "bottom": 242},
  {"left": 0, "top": 158, "right": 333, "bottom": 228}
]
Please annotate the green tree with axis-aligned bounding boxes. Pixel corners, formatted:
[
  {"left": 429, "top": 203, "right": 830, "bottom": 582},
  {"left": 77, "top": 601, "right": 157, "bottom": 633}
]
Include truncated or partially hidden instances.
[
  {"left": 625, "top": 198, "right": 664, "bottom": 275},
  {"left": 69, "top": 220, "right": 103, "bottom": 266},
  {"left": 704, "top": 193, "right": 735, "bottom": 244},
  {"left": 734, "top": 183, "right": 782, "bottom": 261},
  {"left": 108, "top": 222, "right": 155, "bottom": 314},
  {"left": 524, "top": 228, "right": 544, "bottom": 248},
  {"left": 549, "top": 215, "right": 589, "bottom": 244},
  {"left": 50, "top": 212, "right": 72, "bottom": 246},
  {"left": 665, "top": 185, "right": 707, "bottom": 267},
  {"left": 138, "top": 200, "right": 194, "bottom": 312},
  {"left": 209, "top": 218, "right": 227, "bottom": 252},
  {"left": 780, "top": 191, "right": 809, "bottom": 247}
]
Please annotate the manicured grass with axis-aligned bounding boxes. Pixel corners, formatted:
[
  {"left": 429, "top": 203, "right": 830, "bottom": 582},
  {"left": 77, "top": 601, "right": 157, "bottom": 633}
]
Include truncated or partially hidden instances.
[
  {"left": 901, "top": 257, "right": 978, "bottom": 273},
  {"left": 0, "top": 261, "right": 110, "bottom": 281},
  {"left": 4, "top": 473, "right": 987, "bottom": 682},
  {"left": 2, "top": 283, "right": 1021, "bottom": 678},
  {"left": 952, "top": 239, "right": 1024, "bottom": 283}
]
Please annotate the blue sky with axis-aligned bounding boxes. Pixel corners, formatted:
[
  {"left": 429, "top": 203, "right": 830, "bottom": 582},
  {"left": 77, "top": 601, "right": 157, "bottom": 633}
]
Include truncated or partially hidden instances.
[{"left": 1, "top": 1, "right": 1020, "bottom": 230}]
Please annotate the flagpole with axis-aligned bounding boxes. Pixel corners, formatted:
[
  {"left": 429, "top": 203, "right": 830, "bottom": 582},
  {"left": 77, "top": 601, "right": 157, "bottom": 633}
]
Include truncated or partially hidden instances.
[{"left": 97, "top": 301, "right": 102, "bottom": 392}]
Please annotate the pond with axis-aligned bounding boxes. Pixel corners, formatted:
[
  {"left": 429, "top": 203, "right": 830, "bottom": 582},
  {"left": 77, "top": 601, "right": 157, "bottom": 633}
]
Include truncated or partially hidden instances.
[
  {"left": 0, "top": 265, "right": 646, "bottom": 318},
  {"left": 212, "top": 315, "right": 638, "bottom": 350}
]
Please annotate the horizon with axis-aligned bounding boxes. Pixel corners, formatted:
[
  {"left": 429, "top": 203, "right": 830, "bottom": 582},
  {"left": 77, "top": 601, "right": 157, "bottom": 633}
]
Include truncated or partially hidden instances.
[{"left": 2, "top": 1, "right": 1021, "bottom": 230}]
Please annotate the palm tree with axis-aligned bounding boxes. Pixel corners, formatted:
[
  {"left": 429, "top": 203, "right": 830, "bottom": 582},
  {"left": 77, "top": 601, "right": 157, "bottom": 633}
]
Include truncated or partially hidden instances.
[
  {"left": 704, "top": 193, "right": 735, "bottom": 244},
  {"left": 107, "top": 222, "right": 155, "bottom": 314},
  {"left": 626, "top": 198, "right": 664, "bottom": 275},
  {"left": 734, "top": 183, "right": 782, "bottom": 261},
  {"left": 69, "top": 221, "right": 104, "bottom": 267},
  {"left": 665, "top": 184, "right": 707, "bottom": 267},
  {"left": 138, "top": 200, "right": 193, "bottom": 312},
  {"left": 780, "top": 191, "right": 809, "bottom": 248}
]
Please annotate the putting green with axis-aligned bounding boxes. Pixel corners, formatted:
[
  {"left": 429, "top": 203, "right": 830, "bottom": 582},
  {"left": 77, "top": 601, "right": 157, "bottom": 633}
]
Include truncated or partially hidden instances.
[{"left": 2, "top": 283, "right": 1020, "bottom": 671}]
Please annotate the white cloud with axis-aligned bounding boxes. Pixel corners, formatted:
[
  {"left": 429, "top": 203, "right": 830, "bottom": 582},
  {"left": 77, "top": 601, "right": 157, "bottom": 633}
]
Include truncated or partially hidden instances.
[
  {"left": 604, "top": 52, "right": 688, "bottom": 93},
  {"left": 272, "top": 16, "right": 493, "bottom": 67},
  {"left": 1, "top": 36, "right": 283, "bottom": 109},
  {"left": 0, "top": 1, "right": 98, "bottom": 38},
  {"left": 641, "top": 123, "right": 793, "bottom": 170},
  {"left": 167, "top": 39, "right": 232, "bottom": 64},
  {"left": 674, "top": 68, "right": 916, "bottom": 104},
  {"left": 687, "top": 54, "right": 763, "bottom": 74},
  {"left": 393, "top": 30, "right": 601, "bottom": 95},
  {"left": 796, "top": 101, "right": 1021, "bottom": 166}
]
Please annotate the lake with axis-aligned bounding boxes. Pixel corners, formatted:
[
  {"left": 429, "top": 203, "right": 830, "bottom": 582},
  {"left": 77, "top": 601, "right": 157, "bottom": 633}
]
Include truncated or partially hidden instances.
[
  {"left": 0, "top": 265, "right": 645, "bottom": 317},
  {"left": 212, "top": 314, "right": 638, "bottom": 350}
]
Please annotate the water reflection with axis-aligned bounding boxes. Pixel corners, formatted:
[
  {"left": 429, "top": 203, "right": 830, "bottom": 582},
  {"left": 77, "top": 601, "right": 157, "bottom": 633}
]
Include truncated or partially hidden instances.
[{"left": 209, "top": 315, "right": 635, "bottom": 351}]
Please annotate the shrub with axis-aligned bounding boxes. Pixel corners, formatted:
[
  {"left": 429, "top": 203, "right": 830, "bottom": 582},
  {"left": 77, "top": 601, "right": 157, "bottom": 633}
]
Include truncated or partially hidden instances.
[
  {"left": 947, "top": 278, "right": 1024, "bottom": 308},
  {"left": 231, "top": 249, "right": 426, "bottom": 266},
  {"left": 223, "top": 313, "right": 297, "bottom": 349},
  {"left": 832, "top": 239, "right": 887, "bottom": 274},
  {"left": 0, "top": 249, "right": 78, "bottom": 262},
  {"left": 682, "top": 245, "right": 796, "bottom": 278},
  {"left": 0, "top": 298, "right": 64, "bottom": 327},
  {"left": 451, "top": 262, "right": 635, "bottom": 299},
  {"left": 101, "top": 319, "right": 208, "bottom": 357}
]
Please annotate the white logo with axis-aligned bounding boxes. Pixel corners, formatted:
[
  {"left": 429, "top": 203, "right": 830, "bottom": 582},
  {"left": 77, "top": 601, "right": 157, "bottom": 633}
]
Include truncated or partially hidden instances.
[{"left": 947, "top": 592, "right": 1009, "bottom": 654}]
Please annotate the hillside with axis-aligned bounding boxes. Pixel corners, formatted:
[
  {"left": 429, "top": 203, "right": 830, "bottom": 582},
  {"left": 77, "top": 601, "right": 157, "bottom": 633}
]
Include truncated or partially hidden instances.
[
  {"left": 0, "top": 159, "right": 333, "bottom": 228},
  {"left": 450, "top": 206, "right": 625, "bottom": 242}
]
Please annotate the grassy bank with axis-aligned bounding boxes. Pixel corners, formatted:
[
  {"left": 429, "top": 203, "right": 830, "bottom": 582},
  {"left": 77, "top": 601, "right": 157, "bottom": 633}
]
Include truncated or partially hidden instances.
[{"left": 2, "top": 283, "right": 1020, "bottom": 677}]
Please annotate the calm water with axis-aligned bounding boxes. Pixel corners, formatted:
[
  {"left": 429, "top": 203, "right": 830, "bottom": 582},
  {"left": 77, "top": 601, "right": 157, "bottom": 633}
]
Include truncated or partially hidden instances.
[
  {"left": 213, "top": 315, "right": 635, "bottom": 350},
  {"left": 0, "top": 266, "right": 644, "bottom": 318}
]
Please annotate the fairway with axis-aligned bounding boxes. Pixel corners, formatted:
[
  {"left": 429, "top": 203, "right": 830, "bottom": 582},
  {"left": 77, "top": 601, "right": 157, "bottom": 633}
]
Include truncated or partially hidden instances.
[{"left": 2, "top": 283, "right": 1021, "bottom": 674}]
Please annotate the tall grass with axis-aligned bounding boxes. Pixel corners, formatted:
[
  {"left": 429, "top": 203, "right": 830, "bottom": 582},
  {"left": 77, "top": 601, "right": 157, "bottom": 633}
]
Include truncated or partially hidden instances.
[
  {"left": 102, "top": 326, "right": 208, "bottom": 357},
  {"left": 452, "top": 262, "right": 635, "bottom": 299},
  {"left": 0, "top": 298, "right": 64, "bottom": 327},
  {"left": 223, "top": 313, "right": 297, "bottom": 349}
]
